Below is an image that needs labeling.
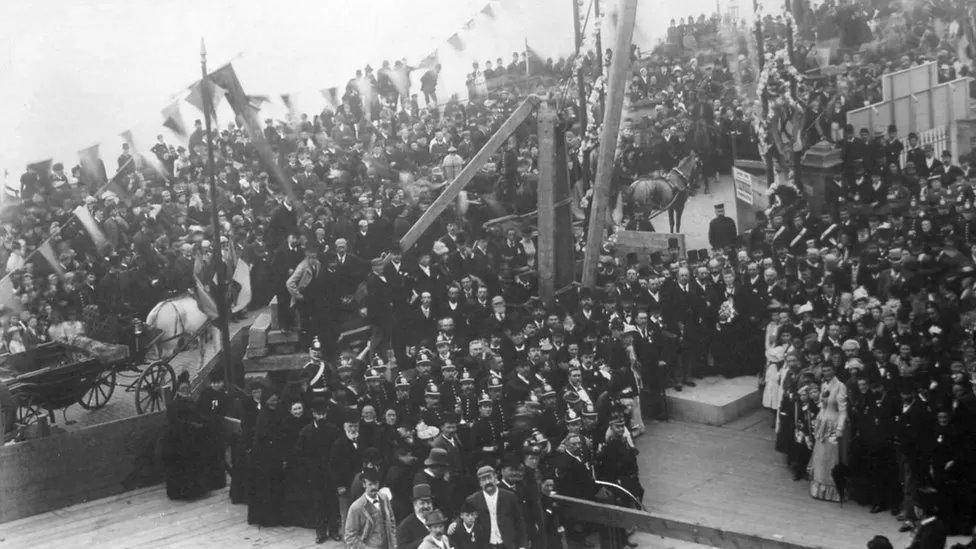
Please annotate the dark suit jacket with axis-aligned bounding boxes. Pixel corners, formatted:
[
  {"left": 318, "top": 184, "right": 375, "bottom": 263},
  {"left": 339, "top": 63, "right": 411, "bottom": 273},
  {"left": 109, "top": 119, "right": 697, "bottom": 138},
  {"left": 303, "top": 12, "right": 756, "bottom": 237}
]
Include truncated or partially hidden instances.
[
  {"left": 907, "top": 518, "right": 946, "bottom": 549},
  {"left": 366, "top": 273, "right": 395, "bottom": 323},
  {"left": 466, "top": 488, "right": 528, "bottom": 549},
  {"left": 396, "top": 513, "right": 429, "bottom": 549}
]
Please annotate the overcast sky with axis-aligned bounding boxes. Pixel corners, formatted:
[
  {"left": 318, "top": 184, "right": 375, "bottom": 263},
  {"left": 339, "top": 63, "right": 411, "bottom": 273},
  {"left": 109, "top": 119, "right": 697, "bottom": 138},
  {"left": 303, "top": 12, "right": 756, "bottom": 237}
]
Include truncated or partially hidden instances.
[{"left": 0, "top": 0, "right": 755, "bottom": 185}]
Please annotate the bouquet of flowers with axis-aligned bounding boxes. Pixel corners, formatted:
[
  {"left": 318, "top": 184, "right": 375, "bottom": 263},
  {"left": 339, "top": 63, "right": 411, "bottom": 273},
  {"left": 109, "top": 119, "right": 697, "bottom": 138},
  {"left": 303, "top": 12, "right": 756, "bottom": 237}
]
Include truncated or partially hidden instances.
[{"left": 718, "top": 298, "right": 737, "bottom": 325}]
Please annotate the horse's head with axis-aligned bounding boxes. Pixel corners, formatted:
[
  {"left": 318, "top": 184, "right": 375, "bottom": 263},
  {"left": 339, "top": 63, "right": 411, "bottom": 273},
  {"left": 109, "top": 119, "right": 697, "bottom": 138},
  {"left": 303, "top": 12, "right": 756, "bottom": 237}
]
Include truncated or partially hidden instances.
[{"left": 676, "top": 151, "right": 702, "bottom": 186}]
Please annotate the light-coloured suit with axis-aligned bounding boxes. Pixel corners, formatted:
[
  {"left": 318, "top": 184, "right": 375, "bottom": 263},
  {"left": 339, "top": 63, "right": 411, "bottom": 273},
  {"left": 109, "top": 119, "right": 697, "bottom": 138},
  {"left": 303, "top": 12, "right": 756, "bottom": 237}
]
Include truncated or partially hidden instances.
[{"left": 343, "top": 492, "right": 396, "bottom": 549}]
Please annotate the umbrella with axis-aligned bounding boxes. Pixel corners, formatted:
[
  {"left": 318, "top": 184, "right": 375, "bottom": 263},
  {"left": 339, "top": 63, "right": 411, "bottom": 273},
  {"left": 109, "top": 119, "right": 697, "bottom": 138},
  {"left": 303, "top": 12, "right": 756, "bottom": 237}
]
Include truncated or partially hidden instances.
[{"left": 832, "top": 462, "right": 850, "bottom": 505}]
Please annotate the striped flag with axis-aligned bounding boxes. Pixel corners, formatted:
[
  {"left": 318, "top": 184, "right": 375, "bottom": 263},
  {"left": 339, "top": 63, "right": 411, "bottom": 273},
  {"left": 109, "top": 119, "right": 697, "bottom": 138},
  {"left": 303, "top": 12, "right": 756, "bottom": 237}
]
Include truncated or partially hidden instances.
[{"left": 72, "top": 205, "right": 110, "bottom": 252}]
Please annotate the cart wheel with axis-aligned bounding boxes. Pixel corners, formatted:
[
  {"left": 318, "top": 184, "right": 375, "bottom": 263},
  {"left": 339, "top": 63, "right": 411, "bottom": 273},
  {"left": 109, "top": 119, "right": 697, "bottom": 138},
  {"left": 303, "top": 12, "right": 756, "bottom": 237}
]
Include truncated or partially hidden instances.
[
  {"left": 16, "top": 396, "right": 46, "bottom": 426},
  {"left": 135, "top": 361, "right": 175, "bottom": 414},
  {"left": 79, "top": 370, "right": 117, "bottom": 410}
]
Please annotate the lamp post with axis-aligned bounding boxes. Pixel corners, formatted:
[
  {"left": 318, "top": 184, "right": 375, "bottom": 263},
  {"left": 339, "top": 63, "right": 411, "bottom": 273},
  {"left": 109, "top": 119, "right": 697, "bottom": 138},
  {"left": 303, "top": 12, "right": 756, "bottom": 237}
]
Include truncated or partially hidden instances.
[{"left": 200, "top": 38, "right": 234, "bottom": 385}]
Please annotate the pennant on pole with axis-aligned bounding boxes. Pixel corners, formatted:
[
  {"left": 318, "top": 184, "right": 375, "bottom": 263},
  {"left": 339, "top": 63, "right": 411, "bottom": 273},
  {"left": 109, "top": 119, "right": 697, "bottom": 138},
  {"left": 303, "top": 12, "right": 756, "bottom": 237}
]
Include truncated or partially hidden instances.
[
  {"left": 72, "top": 205, "right": 110, "bottom": 252},
  {"left": 320, "top": 87, "right": 339, "bottom": 109},
  {"left": 186, "top": 78, "right": 226, "bottom": 121},
  {"left": 464, "top": 19, "right": 475, "bottom": 30},
  {"left": 35, "top": 240, "right": 65, "bottom": 278},
  {"left": 78, "top": 144, "right": 108, "bottom": 187},
  {"left": 0, "top": 275, "right": 23, "bottom": 313},
  {"left": 27, "top": 159, "right": 53, "bottom": 190},
  {"left": 481, "top": 3, "right": 495, "bottom": 18},
  {"left": 447, "top": 33, "right": 464, "bottom": 51},
  {"left": 526, "top": 40, "right": 547, "bottom": 76},
  {"left": 161, "top": 100, "right": 187, "bottom": 137},
  {"left": 207, "top": 63, "right": 299, "bottom": 209}
]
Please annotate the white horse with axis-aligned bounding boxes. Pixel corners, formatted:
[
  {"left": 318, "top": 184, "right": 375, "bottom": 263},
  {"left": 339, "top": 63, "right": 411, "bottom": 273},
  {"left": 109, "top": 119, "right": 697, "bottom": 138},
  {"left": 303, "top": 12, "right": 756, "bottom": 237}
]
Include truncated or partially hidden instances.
[{"left": 144, "top": 295, "right": 212, "bottom": 361}]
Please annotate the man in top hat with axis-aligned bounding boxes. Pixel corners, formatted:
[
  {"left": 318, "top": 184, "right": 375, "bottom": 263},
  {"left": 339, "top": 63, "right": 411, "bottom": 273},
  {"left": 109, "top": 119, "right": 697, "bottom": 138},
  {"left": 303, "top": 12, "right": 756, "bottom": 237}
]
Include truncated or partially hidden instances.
[
  {"left": 343, "top": 468, "right": 395, "bottom": 548},
  {"left": 397, "top": 483, "right": 434, "bottom": 549},
  {"left": 297, "top": 398, "right": 342, "bottom": 543},
  {"left": 466, "top": 465, "right": 529, "bottom": 549},
  {"left": 367, "top": 256, "right": 396, "bottom": 353},
  {"left": 708, "top": 204, "right": 737, "bottom": 251}
]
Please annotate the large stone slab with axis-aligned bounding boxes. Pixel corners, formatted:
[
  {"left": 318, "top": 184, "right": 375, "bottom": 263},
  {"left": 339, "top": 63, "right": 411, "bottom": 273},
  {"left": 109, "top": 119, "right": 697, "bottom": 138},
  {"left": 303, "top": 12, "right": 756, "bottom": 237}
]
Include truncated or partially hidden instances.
[{"left": 665, "top": 375, "right": 761, "bottom": 426}]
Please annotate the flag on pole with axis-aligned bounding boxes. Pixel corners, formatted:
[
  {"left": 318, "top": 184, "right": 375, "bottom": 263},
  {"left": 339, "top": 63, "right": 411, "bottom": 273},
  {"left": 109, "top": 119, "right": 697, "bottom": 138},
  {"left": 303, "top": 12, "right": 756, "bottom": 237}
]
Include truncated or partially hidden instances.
[
  {"left": 27, "top": 159, "right": 53, "bottom": 190},
  {"left": 186, "top": 78, "right": 226, "bottom": 122},
  {"left": 320, "top": 87, "right": 340, "bottom": 110},
  {"left": 207, "top": 63, "right": 298, "bottom": 208},
  {"left": 161, "top": 100, "right": 187, "bottom": 137},
  {"left": 72, "top": 205, "right": 110, "bottom": 252},
  {"left": 193, "top": 255, "right": 220, "bottom": 320},
  {"left": 448, "top": 33, "right": 464, "bottom": 51},
  {"left": 78, "top": 144, "right": 107, "bottom": 187},
  {"left": 35, "top": 240, "right": 65, "bottom": 278},
  {"left": 464, "top": 18, "right": 475, "bottom": 30},
  {"left": 230, "top": 257, "right": 252, "bottom": 313},
  {"left": 526, "top": 39, "right": 547, "bottom": 76},
  {"left": 481, "top": 3, "right": 495, "bottom": 18},
  {"left": 0, "top": 275, "right": 22, "bottom": 313}
]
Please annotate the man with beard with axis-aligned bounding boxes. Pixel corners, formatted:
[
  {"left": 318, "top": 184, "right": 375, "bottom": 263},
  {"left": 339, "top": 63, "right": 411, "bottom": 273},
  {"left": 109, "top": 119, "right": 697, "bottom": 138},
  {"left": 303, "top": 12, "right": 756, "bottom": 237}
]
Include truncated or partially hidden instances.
[
  {"left": 296, "top": 399, "right": 341, "bottom": 543},
  {"left": 397, "top": 483, "right": 434, "bottom": 549},
  {"left": 331, "top": 410, "right": 365, "bottom": 528}
]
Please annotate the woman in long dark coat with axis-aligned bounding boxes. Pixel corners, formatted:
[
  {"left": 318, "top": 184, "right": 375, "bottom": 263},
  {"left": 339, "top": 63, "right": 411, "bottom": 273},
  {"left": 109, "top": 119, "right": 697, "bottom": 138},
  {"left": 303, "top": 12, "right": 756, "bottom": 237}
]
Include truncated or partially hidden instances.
[
  {"left": 247, "top": 391, "right": 286, "bottom": 526},
  {"left": 163, "top": 372, "right": 210, "bottom": 500},
  {"left": 279, "top": 400, "right": 312, "bottom": 527}
]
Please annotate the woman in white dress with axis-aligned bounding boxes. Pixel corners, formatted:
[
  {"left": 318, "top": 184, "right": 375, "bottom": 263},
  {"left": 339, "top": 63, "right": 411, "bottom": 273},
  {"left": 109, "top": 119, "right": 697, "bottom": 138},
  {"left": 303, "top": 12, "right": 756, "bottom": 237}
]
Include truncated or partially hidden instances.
[
  {"left": 763, "top": 330, "right": 790, "bottom": 410},
  {"left": 808, "top": 362, "right": 848, "bottom": 501}
]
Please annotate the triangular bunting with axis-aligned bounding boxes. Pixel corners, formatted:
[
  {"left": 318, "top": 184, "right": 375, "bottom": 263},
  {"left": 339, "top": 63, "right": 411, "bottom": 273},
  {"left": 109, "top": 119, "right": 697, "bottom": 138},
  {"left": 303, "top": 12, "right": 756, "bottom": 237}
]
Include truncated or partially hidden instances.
[{"left": 161, "top": 100, "right": 187, "bottom": 136}]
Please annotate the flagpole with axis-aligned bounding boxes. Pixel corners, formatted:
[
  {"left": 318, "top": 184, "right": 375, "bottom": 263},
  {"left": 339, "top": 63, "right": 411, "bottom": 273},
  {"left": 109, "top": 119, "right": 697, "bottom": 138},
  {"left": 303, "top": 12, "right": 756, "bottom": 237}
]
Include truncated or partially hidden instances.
[{"left": 200, "top": 38, "right": 235, "bottom": 386}]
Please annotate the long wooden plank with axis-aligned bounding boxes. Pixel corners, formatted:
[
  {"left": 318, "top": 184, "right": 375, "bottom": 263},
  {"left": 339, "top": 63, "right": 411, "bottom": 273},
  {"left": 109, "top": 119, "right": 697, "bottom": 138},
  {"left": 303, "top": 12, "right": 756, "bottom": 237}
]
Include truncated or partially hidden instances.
[
  {"left": 536, "top": 103, "right": 558, "bottom": 304},
  {"left": 581, "top": 0, "right": 638, "bottom": 287},
  {"left": 399, "top": 95, "right": 540, "bottom": 252},
  {"left": 551, "top": 494, "right": 819, "bottom": 549}
]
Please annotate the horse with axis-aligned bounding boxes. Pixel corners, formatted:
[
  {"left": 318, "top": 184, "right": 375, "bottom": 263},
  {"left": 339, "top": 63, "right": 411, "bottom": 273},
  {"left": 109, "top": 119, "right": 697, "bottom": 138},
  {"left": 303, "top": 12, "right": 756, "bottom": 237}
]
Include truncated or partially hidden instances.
[
  {"left": 144, "top": 294, "right": 212, "bottom": 361},
  {"left": 623, "top": 151, "right": 702, "bottom": 233}
]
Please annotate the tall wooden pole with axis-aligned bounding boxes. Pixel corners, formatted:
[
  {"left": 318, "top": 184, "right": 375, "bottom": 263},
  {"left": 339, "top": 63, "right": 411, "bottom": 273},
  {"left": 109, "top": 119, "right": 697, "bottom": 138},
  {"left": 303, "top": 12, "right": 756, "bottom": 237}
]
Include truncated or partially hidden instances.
[
  {"left": 594, "top": 0, "right": 606, "bottom": 114},
  {"left": 581, "top": 0, "right": 638, "bottom": 288},
  {"left": 200, "top": 39, "right": 234, "bottom": 385},
  {"left": 784, "top": 0, "right": 802, "bottom": 187},
  {"left": 573, "top": 0, "right": 590, "bottom": 184},
  {"left": 753, "top": 0, "right": 775, "bottom": 186}
]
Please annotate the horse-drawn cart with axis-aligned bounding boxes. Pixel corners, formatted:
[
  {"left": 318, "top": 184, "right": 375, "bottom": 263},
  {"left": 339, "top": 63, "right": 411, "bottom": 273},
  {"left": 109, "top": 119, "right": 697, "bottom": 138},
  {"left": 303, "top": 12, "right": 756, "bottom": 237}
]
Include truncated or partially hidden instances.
[{"left": 1, "top": 319, "right": 212, "bottom": 438}]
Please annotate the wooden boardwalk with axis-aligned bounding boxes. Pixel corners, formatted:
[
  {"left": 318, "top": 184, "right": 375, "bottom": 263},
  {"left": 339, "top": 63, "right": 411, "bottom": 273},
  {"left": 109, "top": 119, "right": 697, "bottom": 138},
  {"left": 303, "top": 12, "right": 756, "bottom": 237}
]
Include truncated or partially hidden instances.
[
  {"left": 2, "top": 408, "right": 960, "bottom": 548},
  {"left": 636, "top": 410, "right": 915, "bottom": 549},
  {"left": 0, "top": 485, "right": 711, "bottom": 549}
]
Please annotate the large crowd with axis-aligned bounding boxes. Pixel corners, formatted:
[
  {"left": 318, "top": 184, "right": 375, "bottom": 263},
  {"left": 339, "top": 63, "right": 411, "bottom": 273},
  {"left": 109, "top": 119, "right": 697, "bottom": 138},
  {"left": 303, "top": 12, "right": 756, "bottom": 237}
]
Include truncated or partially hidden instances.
[{"left": 2, "top": 0, "right": 976, "bottom": 546}]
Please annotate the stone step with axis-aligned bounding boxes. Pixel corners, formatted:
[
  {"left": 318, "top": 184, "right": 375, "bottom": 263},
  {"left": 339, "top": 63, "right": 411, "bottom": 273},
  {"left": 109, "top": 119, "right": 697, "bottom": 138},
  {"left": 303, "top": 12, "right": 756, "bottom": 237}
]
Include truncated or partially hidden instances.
[{"left": 665, "top": 375, "right": 762, "bottom": 426}]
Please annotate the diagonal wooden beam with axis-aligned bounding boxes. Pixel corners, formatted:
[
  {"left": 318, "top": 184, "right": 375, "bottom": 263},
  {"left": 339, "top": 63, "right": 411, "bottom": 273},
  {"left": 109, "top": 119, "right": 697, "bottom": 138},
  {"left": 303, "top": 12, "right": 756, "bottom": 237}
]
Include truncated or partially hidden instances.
[
  {"left": 399, "top": 95, "right": 541, "bottom": 252},
  {"left": 581, "top": 0, "right": 638, "bottom": 287}
]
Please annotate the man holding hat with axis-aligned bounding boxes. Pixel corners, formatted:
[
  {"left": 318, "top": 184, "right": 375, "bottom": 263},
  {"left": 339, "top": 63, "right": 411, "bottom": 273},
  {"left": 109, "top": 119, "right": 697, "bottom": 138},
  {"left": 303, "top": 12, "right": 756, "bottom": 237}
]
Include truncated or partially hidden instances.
[
  {"left": 708, "top": 203, "right": 737, "bottom": 251},
  {"left": 465, "top": 465, "right": 528, "bottom": 549},
  {"left": 343, "top": 468, "right": 396, "bottom": 549}
]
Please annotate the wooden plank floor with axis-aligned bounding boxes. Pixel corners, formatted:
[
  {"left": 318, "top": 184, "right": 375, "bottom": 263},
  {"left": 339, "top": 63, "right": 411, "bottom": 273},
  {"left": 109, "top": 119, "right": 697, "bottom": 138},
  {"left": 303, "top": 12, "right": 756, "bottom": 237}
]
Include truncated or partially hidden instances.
[
  {"left": 3, "top": 408, "right": 963, "bottom": 548},
  {"left": 0, "top": 484, "right": 712, "bottom": 549},
  {"left": 636, "top": 409, "right": 922, "bottom": 549}
]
